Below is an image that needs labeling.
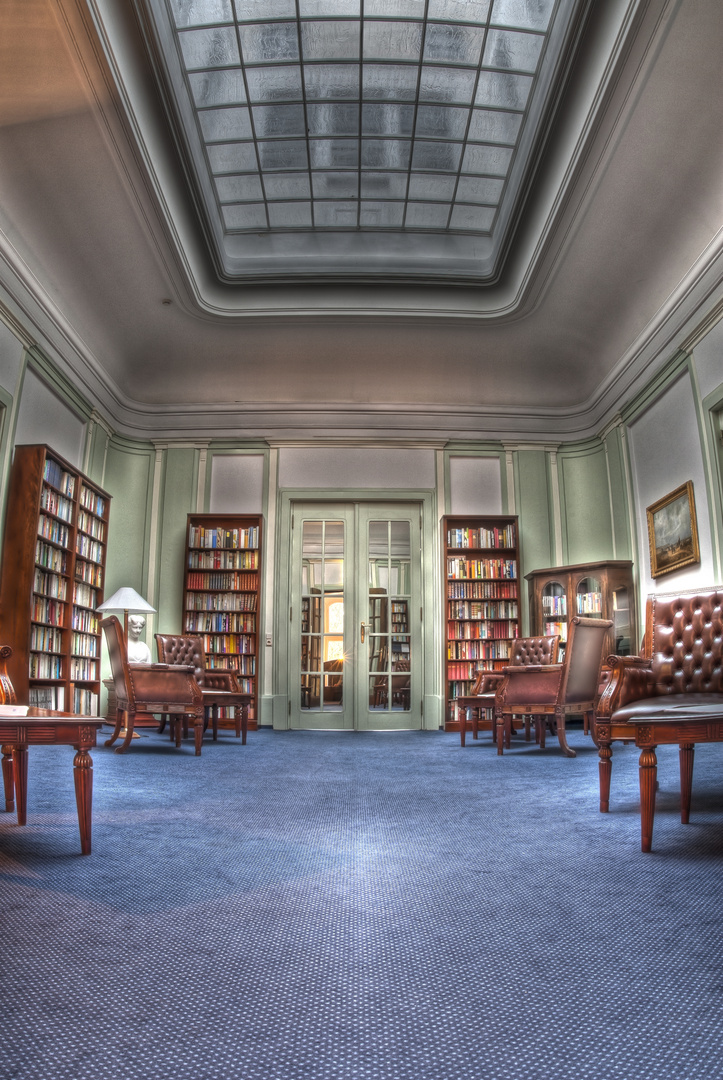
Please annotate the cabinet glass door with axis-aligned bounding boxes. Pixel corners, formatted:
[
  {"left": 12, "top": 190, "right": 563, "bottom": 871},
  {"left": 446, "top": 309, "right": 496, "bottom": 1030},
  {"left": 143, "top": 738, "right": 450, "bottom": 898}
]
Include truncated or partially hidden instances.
[
  {"left": 576, "top": 575, "right": 602, "bottom": 617},
  {"left": 542, "top": 581, "right": 567, "bottom": 644}
]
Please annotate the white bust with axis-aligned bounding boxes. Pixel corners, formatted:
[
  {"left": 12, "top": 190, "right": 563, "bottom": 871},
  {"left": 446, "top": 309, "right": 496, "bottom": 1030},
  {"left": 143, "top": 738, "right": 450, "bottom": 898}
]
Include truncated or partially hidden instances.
[{"left": 127, "top": 613, "right": 151, "bottom": 664}]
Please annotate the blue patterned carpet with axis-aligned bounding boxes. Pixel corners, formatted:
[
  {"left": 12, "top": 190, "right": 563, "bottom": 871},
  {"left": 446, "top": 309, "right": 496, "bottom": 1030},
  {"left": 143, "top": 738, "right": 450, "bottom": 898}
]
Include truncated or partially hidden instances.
[{"left": 1, "top": 725, "right": 722, "bottom": 1080}]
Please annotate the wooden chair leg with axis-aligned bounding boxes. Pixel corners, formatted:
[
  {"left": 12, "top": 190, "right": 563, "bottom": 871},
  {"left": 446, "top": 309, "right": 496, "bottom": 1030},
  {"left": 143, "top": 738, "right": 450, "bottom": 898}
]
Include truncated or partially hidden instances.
[
  {"left": 241, "top": 703, "right": 248, "bottom": 745},
  {"left": 496, "top": 709, "right": 504, "bottom": 755},
  {"left": 598, "top": 741, "right": 613, "bottom": 812},
  {"left": 2, "top": 744, "right": 15, "bottom": 812},
  {"left": 114, "top": 709, "right": 136, "bottom": 754},
  {"left": 194, "top": 715, "right": 203, "bottom": 756},
  {"left": 639, "top": 745, "right": 658, "bottom": 852},
  {"left": 679, "top": 742, "right": 695, "bottom": 824},
  {"left": 457, "top": 703, "right": 466, "bottom": 747},
  {"left": 555, "top": 709, "right": 576, "bottom": 759},
  {"left": 524, "top": 716, "right": 531, "bottom": 741}
]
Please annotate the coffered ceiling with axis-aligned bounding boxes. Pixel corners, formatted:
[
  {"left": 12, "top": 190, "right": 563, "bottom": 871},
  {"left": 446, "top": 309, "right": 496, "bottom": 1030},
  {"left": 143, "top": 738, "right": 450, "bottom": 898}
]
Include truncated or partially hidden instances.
[{"left": 0, "top": 0, "right": 721, "bottom": 441}]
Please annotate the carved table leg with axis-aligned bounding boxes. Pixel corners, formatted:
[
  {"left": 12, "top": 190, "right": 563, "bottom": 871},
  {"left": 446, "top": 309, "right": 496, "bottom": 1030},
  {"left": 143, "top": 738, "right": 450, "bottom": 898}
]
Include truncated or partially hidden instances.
[
  {"left": 598, "top": 742, "right": 613, "bottom": 812},
  {"left": 241, "top": 703, "right": 248, "bottom": 746},
  {"left": 73, "top": 746, "right": 93, "bottom": 855},
  {"left": 13, "top": 746, "right": 28, "bottom": 826},
  {"left": 2, "top": 744, "right": 15, "bottom": 812},
  {"left": 639, "top": 746, "right": 658, "bottom": 853},
  {"left": 679, "top": 742, "right": 695, "bottom": 824}
]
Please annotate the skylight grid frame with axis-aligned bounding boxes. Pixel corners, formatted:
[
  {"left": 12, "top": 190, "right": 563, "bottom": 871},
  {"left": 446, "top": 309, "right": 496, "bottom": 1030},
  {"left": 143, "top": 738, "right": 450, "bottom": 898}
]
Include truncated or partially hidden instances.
[
  {"left": 139, "top": 0, "right": 584, "bottom": 280},
  {"left": 165, "top": 0, "right": 559, "bottom": 235}
]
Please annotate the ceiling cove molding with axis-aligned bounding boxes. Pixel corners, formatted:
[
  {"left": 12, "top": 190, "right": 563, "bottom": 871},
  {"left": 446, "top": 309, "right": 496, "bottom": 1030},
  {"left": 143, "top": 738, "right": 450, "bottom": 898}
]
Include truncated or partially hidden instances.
[{"left": 80, "top": 0, "right": 647, "bottom": 317}]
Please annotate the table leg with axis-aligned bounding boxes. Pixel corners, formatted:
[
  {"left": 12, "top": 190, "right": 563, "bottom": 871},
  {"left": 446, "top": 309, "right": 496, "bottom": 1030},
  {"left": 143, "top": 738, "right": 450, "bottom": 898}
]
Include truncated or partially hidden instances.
[
  {"left": 73, "top": 746, "right": 93, "bottom": 855},
  {"left": 12, "top": 746, "right": 28, "bottom": 826},
  {"left": 639, "top": 746, "right": 658, "bottom": 853},
  {"left": 2, "top": 744, "right": 14, "bottom": 812},
  {"left": 241, "top": 703, "right": 248, "bottom": 746},
  {"left": 472, "top": 709, "right": 479, "bottom": 741},
  {"left": 194, "top": 715, "right": 203, "bottom": 756},
  {"left": 598, "top": 742, "right": 613, "bottom": 812},
  {"left": 679, "top": 742, "right": 695, "bottom": 824},
  {"left": 211, "top": 704, "right": 219, "bottom": 741},
  {"left": 458, "top": 703, "right": 466, "bottom": 747},
  {"left": 495, "top": 708, "right": 504, "bottom": 755}
]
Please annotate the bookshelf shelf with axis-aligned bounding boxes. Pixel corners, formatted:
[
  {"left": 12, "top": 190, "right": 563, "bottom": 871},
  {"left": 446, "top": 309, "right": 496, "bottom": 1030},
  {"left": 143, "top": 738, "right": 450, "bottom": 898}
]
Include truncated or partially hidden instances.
[
  {"left": 182, "top": 514, "right": 263, "bottom": 730},
  {"left": 442, "top": 515, "right": 520, "bottom": 730},
  {"left": 0, "top": 444, "right": 111, "bottom": 715}
]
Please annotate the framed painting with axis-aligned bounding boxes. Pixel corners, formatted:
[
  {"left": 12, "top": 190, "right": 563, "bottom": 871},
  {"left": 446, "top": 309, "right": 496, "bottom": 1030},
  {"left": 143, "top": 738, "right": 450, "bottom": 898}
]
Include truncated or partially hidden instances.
[{"left": 646, "top": 481, "right": 700, "bottom": 578}]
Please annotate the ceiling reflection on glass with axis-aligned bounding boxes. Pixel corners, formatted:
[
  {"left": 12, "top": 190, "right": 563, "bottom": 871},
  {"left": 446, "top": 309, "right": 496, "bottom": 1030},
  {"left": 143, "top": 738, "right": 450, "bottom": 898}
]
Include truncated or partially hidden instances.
[{"left": 150, "top": 0, "right": 579, "bottom": 243}]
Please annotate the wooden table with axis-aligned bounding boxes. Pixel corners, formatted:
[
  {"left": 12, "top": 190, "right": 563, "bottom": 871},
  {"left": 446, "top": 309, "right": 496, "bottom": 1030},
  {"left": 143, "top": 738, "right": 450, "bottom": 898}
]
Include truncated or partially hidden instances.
[
  {"left": 0, "top": 705, "right": 103, "bottom": 854},
  {"left": 628, "top": 704, "right": 723, "bottom": 852}
]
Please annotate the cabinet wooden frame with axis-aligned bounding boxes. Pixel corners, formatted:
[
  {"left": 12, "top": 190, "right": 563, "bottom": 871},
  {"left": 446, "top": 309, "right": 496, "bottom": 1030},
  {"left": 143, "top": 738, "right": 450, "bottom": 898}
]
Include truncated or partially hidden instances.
[
  {"left": 0, "top": 444, "right": 111, "bottom": 715},
  {"left": 442, "top": 514, "right": 520, "bottom": 730},
  {"left": 525, "top": 560, "right": 636, "bottom": 662},
  {"left": 182, "top": 513, "right": 262, "bottom": 730}
]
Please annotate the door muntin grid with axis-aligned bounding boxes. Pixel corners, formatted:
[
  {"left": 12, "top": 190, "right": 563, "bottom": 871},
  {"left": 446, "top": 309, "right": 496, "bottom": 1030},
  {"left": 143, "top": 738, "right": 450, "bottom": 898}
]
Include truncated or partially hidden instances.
[
  {"left": 300, "top": 519, "right": 345, "bottom": 710},
  {"left": 367, "top": 519, "right": 411, "bottom": 712}
]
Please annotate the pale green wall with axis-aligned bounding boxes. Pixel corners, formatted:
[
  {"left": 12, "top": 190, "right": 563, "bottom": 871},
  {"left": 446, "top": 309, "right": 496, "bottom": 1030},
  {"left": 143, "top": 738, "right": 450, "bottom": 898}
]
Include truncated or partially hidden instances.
[
  {"left": 558, "top": 442, "right": 614, "bottom": 564},
  {"left": 514, "top": 449, "right": 554, "bottom": 634},
  {"left": 155, "top": 448, "right": 198, "bottom": 634}
]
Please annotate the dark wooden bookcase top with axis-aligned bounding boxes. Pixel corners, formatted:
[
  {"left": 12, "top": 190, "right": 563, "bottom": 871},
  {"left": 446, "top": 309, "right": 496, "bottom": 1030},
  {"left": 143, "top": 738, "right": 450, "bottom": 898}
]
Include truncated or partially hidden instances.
[
  {"left": 442, "top": 514, "right": 520, "bottom": 729},
  {"left": 0, "top": 444, "right": 111, "bottom": 714},
  {"left": 182, "top": 513, "right": 263, "bottom": 729},
  {"left": 525, "top": 560, "right": 636, "bottom": 661}
]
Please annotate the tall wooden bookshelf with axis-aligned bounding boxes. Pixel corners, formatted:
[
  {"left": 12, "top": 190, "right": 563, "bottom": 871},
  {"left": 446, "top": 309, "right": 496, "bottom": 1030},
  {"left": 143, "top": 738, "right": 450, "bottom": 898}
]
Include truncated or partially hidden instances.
[
  {"left": 182, "top": 514, "right": 262, "bottom": 729},
  {"left": 0, "top": 444, "right": 111, "bottom": 715},
  {"left": 442, "top": 515, "right": 520, "bottom": 730}
]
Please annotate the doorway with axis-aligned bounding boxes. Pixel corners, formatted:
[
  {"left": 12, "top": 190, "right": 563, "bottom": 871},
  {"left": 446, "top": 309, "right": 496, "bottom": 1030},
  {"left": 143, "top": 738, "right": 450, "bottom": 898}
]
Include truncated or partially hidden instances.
[{"left": 288, "top": 501, "right": 423, "bottom": 730}]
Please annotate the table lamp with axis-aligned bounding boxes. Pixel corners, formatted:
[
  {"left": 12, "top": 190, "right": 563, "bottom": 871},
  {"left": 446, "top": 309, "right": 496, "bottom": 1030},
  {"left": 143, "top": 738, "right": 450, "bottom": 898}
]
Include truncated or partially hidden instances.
[{"left": 96, "top": 587, "right": 156, "bottom": 641}]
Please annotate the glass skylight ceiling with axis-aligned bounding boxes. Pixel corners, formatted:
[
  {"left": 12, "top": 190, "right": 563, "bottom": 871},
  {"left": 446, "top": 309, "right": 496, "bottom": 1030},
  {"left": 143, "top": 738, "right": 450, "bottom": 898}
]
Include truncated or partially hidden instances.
[{"left": 145, "top": 0, "right": 581, "bottom": 280}]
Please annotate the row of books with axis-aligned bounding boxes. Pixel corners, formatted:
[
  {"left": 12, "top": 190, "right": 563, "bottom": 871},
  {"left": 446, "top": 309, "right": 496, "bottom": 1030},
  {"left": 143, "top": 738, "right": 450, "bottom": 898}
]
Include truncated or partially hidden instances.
[
  {"left": 447, "top": 580, "right": 517, "bottom": 600},
  {"left": 188, "top": 526, "right": 259, "bottom": 550},
  {"left": 447, "top": 525, "right": 516, "bottom": 549},
  {"left": 77, "top": 509, "right": 105, "bottom": 541},
  {"left": 32, "top": 597, "right": 65, "bottom": 625},
  {"left": 202, "top": 634, "right": 255, "bottom": 654},
  {"left": 186, "top": 571, "right": 258, "bottom": 591},
  {"left": 71, "top": 632, "right": 98, "bottom": 658},
  {"left": 40, "top": 485, "right": 74, "bottom": 523},
  {"left": 187, "top": 550, "right": 259, "bottom": 570},
  {"left": 447, "top": 558, "right": 517, "bottom": 580},
  {"left": 30, "top": 625, "right": 63, "bottom": 652},
  {"left": 447, "top": 650, "right": 509, "bottom": 679},
  {"left": 576, "top": 592, "right": 602, "bottom": 613},
  {"left": 71, "top": 608, "right": 99, "bottom": 634},
  {"left": 447, "top": 620, "right": 518, "bottom": 640},
  {"left": 447, "top": 600, "right": 518, "bottom": 620},
  {"left": 185, "top": 592, "right": 257, "bottom": 612},
  {"left": 448, "top": 640, "right": 512, "bottom": 660},
  {"left": 73, "top": 581, "right": 98, "bottom": 609},
  {"left": 34, "top": 568, "right": 68, "bottom": 600},
  {"left": 29, "top": 652, "right": 64, "bottom": 679},
  {"left": 36, "top": 539, "right": 67, "bottom": 574},
  {"left": 76, "top": 560, "right": 103, "bottom": 587},
  {"left": 79, "top": 486, "right": 106, "bottom": 518},
  {"left": 184, "top": 612, "right": 257, "bottom": 633},
  {"left": 29, "top": 685, "right": 65, "bottom": 709},
  {"left": 76, "top": 535, "right": 103, "bottom": 564},
  {"left": 545, "top": 621, "right": 568, "bottom": 640},
  {"left": 70, "top": 658, "right": 99, "bottom": 681},
  {"left": 73, "top": 688, "right": 98, "bottom": 715},
  {"left": 43, "top": 458, "right": 75, "bottom": 498},
  {"left": 206, "top": 655, "right": 256, "bottom": 675},
  {"left": 542, "top": 596, "right": 567, "bottom": 615},
  {"left": 38, "top": 514, "right": 69, "bottom": 548}
]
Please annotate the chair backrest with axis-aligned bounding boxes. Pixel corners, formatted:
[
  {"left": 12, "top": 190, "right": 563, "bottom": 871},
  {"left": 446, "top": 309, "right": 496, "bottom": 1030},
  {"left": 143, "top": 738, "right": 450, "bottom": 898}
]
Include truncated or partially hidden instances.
[
  {"left": 560, "top": 616, "right": 613, "bottom": 705},
  {"left": 155, "top": 634, "right": 206, "bottom": 684},
  {"left": 101, "top": 615, "right": 132, "bottom": 705},
  {"left": 646, "top": 588, "right": 723, "bottom": 695},
  {"left": 510, "top": 635, "right": 560, "bottom": 667},
  {"left": 0, "top": 645, "right": 17, "bottom": 705}
]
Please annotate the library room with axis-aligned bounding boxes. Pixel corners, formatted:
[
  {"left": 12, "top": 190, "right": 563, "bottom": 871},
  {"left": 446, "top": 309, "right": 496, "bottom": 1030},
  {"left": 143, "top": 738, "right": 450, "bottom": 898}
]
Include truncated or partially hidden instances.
[{"left": 0, "top": 1, "right": 722, "bottom": 1078}]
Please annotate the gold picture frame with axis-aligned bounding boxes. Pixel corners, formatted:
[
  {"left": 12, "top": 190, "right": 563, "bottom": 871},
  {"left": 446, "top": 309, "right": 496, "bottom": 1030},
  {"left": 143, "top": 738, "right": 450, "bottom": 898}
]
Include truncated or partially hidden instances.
[{"left": 646, "top": 481, "right": 700, "bottom": 578}]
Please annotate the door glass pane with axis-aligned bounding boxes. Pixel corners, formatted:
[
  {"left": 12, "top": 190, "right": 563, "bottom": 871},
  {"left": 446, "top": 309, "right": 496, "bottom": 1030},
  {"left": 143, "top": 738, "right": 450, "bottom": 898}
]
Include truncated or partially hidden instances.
[
  {"left": 368, "top": 520, "right": 411, "bottom": 711},
  {"left": 301, "top": 519, "right": 344, "bottom": 710},
  {"left": 576, "top": 576, "right": 601, "bottom": 617},
  {"left": 542, "top": 581, "right": 566, "bottom": 644}
]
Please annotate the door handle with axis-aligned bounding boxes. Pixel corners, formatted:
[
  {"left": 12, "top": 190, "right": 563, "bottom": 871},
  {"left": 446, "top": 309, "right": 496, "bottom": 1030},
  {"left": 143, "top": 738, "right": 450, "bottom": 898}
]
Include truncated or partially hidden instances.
[{"left": 360, "top": 621, "right": 367, "bottom": 644}]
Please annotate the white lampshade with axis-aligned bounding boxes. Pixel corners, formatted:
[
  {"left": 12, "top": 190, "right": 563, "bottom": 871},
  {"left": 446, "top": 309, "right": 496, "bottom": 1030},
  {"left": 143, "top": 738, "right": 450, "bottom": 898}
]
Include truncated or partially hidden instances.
[{"left": 97, "top": 587, "right": 156, "bottom": 615}]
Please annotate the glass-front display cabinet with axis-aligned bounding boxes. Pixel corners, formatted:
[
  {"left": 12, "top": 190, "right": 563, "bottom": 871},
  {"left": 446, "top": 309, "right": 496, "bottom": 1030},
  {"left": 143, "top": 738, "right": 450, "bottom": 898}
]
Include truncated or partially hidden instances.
[{"left": 526, "top": 561, "right": 636, "bottom": 659}]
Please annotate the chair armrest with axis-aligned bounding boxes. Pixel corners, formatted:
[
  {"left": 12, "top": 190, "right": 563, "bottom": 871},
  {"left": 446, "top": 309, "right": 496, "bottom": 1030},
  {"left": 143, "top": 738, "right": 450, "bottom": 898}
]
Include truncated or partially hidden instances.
[
  {"left": 499, "top": 664, "right": 563, "bottom": 676},
  {"left": 595, "top": 655, "right": 654, "bottom": 718},
  {"left": 131, "top": 663, "right": 195, "bottom": 674},
  {"left": 479, "top": 673, "right": 504, "bottom": 693}
]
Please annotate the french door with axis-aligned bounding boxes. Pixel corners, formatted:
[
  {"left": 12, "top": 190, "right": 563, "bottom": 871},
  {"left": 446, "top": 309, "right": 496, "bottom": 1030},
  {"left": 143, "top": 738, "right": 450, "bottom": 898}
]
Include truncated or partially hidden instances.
[{"left": 288, "top": 501, "right": 422, "bottom": 729}]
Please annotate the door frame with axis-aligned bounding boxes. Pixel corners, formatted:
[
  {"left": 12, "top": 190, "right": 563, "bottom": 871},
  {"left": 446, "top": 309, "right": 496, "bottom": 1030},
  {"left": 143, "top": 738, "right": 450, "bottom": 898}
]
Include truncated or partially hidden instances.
[{"left": 272, "top": 488, "right": 442, "bottom": 730}]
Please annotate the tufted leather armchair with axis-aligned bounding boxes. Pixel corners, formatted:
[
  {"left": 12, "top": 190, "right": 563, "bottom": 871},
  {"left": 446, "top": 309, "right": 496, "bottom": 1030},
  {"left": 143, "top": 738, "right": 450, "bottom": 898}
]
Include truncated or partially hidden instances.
[
  {"left": 455, "top": 635, "right": 560, "bottom": 747},
  {"left": 101, "top": 616, "right": 204, "bottom": 755},
  {"left": 594, "top": 588, "right": 723, "bottom": 811},
  {"left": 155, "top": 634, "right": 250, "bottom": 744}
]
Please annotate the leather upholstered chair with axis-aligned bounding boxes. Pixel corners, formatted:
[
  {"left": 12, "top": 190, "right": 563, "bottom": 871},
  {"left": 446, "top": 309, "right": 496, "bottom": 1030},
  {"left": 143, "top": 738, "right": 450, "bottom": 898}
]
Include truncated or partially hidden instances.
[
  {"left": 455, "top": 635, "right": 560, "bottom": 747},
  {"left": 155, "top": 633, "right": 250, "bottom": 744},
  {"left": 495, "top": 617, "right": 612, "bottom": 758},
  {"left": 102, "top": 616, "right": 204, "bottom": 754}
]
